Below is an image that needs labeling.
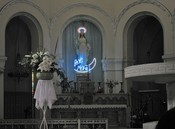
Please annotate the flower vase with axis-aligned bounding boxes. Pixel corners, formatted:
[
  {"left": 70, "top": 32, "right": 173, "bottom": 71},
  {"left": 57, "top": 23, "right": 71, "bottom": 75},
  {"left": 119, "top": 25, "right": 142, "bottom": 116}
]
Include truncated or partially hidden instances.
[
  {"left": 109, "top": 88, "right": 113, "bottom": 94},
  {"left": 36, "top": 72, "right": 53, "bottom": 80}
]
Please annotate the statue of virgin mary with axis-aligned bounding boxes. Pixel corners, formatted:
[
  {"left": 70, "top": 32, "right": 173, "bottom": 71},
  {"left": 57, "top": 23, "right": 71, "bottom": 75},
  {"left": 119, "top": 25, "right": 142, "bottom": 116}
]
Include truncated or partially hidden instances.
[{"left": 75, "top": 27, "right": 91, "bottom": 66}]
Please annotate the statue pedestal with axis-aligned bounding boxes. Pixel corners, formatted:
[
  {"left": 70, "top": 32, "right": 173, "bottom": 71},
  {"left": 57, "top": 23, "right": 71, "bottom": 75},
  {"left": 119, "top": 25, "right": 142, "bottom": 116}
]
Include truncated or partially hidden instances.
[
  {"left": 76, "top": 73, "right": 89, "bottom": 82},
  {"left": 76, "top": 73, "right": 89, "bottom": 90},
  {"left": 76, "top": 73, "right": 95, "bottom": 94},
  {"left": 79, "top": 81, "right": 95, "bottom": 94}
]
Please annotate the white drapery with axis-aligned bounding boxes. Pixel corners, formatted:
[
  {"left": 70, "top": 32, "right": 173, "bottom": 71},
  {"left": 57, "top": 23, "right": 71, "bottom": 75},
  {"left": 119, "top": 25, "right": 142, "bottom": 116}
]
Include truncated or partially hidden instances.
[
  {"left": 34, "top": 80, "right": 57, "bottom": 109},
  {"left": 34, "top": 80, "right": 57, "bottom": 129}
]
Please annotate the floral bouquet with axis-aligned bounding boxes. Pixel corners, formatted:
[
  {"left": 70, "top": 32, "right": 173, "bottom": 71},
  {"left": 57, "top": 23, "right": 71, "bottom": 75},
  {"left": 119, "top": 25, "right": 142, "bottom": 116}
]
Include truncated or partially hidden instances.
[
  {"left": 106, "top": 79, "right": 118, "bottom": 89},
  {"left": 106, "top": 79, "right": 118, "bottom": 93},
  {"left": 19, "top": 49, "right": 65, "bottom": 78}
]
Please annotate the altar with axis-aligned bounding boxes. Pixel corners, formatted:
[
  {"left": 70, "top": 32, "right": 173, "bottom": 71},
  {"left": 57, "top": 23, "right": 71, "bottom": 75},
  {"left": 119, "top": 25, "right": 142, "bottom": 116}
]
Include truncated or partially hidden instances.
[
  {"left": 50, "top": 72, "right": 130, "bottom": 129},
  {"left": 51, "top": 93, "right": 130, "bottom": 129}
]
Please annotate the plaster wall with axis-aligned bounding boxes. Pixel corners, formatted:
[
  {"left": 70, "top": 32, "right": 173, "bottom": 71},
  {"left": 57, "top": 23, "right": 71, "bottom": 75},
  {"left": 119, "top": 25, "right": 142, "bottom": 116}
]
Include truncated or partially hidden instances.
[{"left": 0, "top": 0, "right": 175, "bottom": 119}]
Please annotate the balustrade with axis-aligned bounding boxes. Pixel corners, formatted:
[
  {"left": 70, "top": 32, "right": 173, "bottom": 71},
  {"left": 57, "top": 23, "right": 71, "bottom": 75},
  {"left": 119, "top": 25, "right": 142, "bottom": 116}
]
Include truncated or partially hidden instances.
[{"left": 0, "top": 118, "right": 108, "bottom": 129}]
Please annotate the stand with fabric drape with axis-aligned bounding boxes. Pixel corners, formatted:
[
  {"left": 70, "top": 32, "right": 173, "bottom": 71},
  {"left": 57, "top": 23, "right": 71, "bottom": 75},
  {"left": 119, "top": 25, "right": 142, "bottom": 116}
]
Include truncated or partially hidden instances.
[{"left": 34, "top": 80, "right": 57, "bottom": 129}]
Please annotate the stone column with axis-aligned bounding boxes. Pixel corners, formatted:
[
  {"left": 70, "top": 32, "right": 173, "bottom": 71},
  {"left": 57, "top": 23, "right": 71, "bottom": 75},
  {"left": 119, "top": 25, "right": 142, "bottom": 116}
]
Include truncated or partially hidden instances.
[
  {"left": 101, "top": 58, "right": 123, "bottom": 93},
  {"left": 0, "top": 56, "right": 7, "bottom": 119},
  {"left": 166, "top": 82, "right": 175, "bottom": 110}
]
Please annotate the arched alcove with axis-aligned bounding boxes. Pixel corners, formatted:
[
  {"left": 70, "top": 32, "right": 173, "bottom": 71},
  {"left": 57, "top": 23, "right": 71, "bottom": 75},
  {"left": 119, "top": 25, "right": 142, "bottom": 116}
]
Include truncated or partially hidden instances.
[
  {"left": 134, "top": 16, "right": 163, "bottom": 64},
  {"left": 4, "top": 15, "right": 41, "bottom": 118},
  {"left": 131, "top": 15, "right": 163, "bottom": 64},
  {"left": 0, "top": 1, "right": 50, "bottom": 119},
  {"left": 125, "top": 14, "right": 166, "bottom": 128},
  {"left": 62, "top": 19, "right": 103, "bottom": 83}
]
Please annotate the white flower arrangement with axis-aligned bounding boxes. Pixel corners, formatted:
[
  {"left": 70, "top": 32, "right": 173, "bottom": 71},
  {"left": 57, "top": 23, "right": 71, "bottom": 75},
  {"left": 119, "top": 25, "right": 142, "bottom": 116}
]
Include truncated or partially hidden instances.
[
  {"left": 106, "top": 79, "right": 118, "bottom": 89},
  {"left": 19, "top": 49, "right": 60, "bottom": 73}
]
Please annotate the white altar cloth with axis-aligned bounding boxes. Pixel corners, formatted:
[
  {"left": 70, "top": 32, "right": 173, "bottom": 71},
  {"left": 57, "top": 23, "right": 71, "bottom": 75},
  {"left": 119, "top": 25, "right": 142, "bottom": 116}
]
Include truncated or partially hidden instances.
[
  {"left": 34, "top": 80, "right": 57, "bottom": 129},
  {"left": 34, "top": 80, "right": 57, "bottom": 109}
]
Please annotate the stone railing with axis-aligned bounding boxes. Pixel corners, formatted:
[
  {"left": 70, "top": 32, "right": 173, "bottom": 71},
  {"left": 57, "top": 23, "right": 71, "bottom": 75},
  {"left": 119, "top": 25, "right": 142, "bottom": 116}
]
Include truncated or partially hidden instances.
[
  {"left": 125, "top": 62, "right": 175, "bottom": 78},
  {"left": 0, "top": 118, "right": 108, "bottom": 129},
  {"left": 124, "top": 62, "right": 175, "bottom": 83},
  {"left": 54, "top": 93, "right": 129, "bottom": 105}
]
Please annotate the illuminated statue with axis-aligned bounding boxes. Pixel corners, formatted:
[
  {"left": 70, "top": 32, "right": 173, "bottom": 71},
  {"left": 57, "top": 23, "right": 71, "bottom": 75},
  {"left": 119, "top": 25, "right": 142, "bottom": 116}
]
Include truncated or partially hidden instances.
[
  {"left": 75, "top": 27, "right": 91, "bottom": 66},
  {"left": 74, "top": 27, "right": 96, "bottom": 73}
]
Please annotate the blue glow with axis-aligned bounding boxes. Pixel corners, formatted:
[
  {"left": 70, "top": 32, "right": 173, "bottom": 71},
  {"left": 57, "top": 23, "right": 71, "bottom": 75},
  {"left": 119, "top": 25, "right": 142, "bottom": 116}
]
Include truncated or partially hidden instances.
[{"left": 74, "top": 58, "right": 97, "bottom": 73}]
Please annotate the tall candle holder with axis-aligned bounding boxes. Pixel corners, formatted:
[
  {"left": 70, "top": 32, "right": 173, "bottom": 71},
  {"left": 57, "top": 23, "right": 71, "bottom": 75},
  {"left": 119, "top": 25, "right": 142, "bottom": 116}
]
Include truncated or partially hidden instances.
[
  {"left": 106, "top": 80, "right": 118, "bottom": 94},
  {"left": 97, "top": 82, "right": 103, "bottom": 93},
  {"left": 119, "top": 82, "right": 125, "bottom": 93}
]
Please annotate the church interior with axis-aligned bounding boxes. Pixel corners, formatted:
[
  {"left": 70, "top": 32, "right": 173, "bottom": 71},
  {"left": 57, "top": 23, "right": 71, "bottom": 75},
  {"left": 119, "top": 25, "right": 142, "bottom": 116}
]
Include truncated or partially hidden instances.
[{"left": 0, "top": 0, "right": 175, "bottom": 129}]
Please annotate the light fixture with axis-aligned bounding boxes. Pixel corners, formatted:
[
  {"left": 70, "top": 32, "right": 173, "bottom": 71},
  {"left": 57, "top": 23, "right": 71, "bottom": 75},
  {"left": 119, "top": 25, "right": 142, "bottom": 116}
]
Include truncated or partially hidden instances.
[{"left": 8, "top": 53, "right": 30, "bottom": 82}]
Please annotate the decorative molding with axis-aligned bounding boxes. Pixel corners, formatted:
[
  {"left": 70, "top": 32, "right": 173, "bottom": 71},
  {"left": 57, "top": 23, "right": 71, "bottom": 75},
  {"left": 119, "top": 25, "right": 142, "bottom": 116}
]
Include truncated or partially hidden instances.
[
  {"left": 0, "top": 118, "right": 108, "bottom": 127},
  {"left": 51, "top": 3, "right": 115, "bottom": 32},
  {"left": 115, "top": 0, "right": 173, "bottom": 35},
  {"left": 171, "top": 9, "right": 175, "bottom": 40},
  {"left": 52, "top": 104, "right": 127, "bottom": 109},
  {"left": 123, "top": 58, "right": 135, "bottom": 68},
  {"left": 101, "top": 58, "right": 123, "bottom": 71},
  {"left": 125, "top": 62, "right": 175, "bottom": 79},
  {"left": 0, "top": 0, "right": 50, "bottom": 32},
  {"left": 162, "top": 54, "right": 175, "bottom": 62}
]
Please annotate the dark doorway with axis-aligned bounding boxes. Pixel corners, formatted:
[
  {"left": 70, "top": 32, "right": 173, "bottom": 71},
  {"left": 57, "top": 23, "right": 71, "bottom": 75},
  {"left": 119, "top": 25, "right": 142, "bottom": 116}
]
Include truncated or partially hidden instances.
[
  {"left": 4, "top": 16, "right": 32, "bottom": 119},
  {"left": 131, "top": 16, "right": 166, "bottom": 128}
]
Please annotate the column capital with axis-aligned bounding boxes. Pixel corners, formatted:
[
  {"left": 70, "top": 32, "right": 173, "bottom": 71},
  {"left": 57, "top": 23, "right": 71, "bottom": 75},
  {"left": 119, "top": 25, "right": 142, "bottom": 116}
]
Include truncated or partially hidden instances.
[
  {"left": 162, "top": 54, "right": 175, "bottom": 62},
  {"left": 0, "top": 56, "right": 7, "bottom": 73},
  {"left": 101, "top": 58, "right": 123, "bottom": 71}
]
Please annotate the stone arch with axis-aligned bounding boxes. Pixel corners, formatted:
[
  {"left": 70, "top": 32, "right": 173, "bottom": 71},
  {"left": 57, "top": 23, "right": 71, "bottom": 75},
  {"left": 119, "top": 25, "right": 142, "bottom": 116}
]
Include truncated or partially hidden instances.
[
  {"left": 115, "top": 1, "right": 173, "bottom": 64},
  {"left": 54, "top": 15, "right": 104, "bottom": 58},
  {"left": 55, "top": 15, "right": 104, "bottom": 69},
  {"left": 125, "top": 12, "right": 164, "bottom": 64},
  {"left": 50, "top": 3, "right": 113, "bottom": 60},
  {"left": 59, "top": 15, "right": 104, "bottom": 82},
  {"left": 0, "top": 0, "right": 50, "bottom": 119},
  {"left": 0, "top": 0, "right": 51, "bottom": 56}
]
